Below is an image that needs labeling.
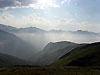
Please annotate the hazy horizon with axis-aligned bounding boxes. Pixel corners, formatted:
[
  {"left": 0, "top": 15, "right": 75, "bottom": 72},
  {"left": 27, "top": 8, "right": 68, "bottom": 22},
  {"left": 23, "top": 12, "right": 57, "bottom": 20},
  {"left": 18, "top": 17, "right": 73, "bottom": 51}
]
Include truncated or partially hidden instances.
[
  {"left": 0, "top": 0, "right": 100, "bottom": 51},
  {"left": 0, "top": 0, "right": 100, "bottom": 32},
  {"left": 0, "top": 0, "right": 100, "bottom": 69}
]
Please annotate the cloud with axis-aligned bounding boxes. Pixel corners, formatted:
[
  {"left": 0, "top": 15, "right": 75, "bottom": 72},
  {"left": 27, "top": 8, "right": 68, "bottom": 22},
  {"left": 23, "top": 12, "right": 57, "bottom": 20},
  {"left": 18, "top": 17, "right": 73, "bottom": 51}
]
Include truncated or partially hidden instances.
[
  {"left": 0, "top": 13, "right": 56, "bottom": 29},
  {"left": 0, "top": 13, "right": 74, "bottom": 30},
  {"left": 61, "top": 0, "right": 78, "bottom": 5},
  {"left": 30, "top": 0, "right": 60, "bottom": 9},
  {"left": 0, "top": 0, "right": 19, "bottom": 9},
  {"left": 61, "top": 0, "right": 71, "bottom": 4},
  {"left": 0, "top": 13, "right": 100, "bottom": 32},
  {"left": 0, "top": 0, "right": 59, "bottom": 10}
]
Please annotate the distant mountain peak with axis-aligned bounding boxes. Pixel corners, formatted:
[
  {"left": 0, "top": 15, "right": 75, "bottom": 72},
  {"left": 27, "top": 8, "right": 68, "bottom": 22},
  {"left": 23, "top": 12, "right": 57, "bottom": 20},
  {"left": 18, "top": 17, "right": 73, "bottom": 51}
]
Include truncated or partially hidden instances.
[
  {"left": 0, "top": 24, "right": 46, "bottom": 33},
  {"left": 72, "top": 30, "right": 98, "bottom": 35}
]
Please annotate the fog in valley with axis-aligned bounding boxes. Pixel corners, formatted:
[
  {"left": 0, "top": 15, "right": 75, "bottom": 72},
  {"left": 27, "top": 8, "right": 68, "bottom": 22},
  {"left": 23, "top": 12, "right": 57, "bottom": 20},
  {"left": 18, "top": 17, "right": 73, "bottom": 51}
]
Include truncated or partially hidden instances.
[
  {"left": 0, "top": 0, "right": 100, "bottom": 67},
  {"left": 14, "top": 32, "right": 100, "bottom": 51}
]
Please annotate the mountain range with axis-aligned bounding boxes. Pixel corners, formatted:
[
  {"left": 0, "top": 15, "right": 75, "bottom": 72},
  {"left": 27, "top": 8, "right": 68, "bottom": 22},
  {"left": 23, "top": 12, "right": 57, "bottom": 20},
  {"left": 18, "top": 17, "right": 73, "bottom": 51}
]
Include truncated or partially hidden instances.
[
  {"left": 0, "top": 24, "right": 100, "bottom": 66},
  {"left": 0, "top": 24, "right": 99, "bottom": 35},
  {"left": 0, "top": 24, "right": 45, "bottom": 33},
  {"left": 30, "top": 41, "right": 83, "bottom": 65}
]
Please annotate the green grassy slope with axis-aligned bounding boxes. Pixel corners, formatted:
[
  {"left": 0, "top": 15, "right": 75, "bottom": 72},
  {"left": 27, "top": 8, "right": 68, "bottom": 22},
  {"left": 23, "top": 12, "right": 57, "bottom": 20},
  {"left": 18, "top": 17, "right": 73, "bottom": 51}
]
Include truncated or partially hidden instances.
[{"left": 52, "top": 42, "right": 100, "bottom": 66}]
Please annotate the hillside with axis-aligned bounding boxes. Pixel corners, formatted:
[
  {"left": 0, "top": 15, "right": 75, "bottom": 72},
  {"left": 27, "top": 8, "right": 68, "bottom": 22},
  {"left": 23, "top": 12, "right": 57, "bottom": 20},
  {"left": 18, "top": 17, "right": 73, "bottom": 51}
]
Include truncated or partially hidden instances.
[
  {"left": 52, "top": 42, "right": 100, "bottom": 66},
  {"left": 0, "top": 30, "right": 36, "bottom": 60},
  {"left": 0, "top": 52, "right": 33, "bottom": 66},
  {"left": 31, "top": 41, "right": 81, "bottom": 65}
]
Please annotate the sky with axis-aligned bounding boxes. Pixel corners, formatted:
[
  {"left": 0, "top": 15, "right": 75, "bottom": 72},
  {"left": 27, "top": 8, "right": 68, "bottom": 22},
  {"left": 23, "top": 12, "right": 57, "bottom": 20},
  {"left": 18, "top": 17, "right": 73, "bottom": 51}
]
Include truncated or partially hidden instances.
[{"left": 0, "top": 0, "right": 100, "bottom": 32}]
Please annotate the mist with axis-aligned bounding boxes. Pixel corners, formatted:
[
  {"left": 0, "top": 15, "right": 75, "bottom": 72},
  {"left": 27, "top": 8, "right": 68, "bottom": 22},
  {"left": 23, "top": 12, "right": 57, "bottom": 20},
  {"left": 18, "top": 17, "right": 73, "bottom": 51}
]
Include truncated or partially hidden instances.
[{"left": 14, "top": 32, "right": 100, "bottom": 51}]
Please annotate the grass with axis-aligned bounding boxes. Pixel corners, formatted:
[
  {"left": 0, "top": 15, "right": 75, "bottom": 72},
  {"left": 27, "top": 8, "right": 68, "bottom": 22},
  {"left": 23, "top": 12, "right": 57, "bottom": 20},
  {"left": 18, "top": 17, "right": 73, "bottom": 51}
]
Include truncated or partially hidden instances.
[
  {"left": 0, "top": 66, "right": 100, "bottom": 75},
  {"left": 52, "top": 42, "right": 100, "bottom": 66}
]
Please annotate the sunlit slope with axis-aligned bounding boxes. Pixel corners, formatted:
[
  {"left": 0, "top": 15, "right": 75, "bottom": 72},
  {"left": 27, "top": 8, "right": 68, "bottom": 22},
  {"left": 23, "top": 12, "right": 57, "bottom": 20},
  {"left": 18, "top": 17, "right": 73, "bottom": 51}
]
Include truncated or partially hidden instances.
[{"left": 52, "top": 42, "right": 100, "bottom": 66}]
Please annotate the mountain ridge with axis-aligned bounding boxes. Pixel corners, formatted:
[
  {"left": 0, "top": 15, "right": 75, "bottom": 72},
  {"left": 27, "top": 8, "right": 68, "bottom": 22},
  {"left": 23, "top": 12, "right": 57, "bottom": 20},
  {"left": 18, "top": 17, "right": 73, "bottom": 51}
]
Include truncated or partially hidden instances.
[
  {"left": 31, "top": 41, "right": 82, "bottom": 65},
  {"left": 0, "top": 29, "right": 36, "bottom": 60},
  {"left": 0, "top": 24, "right": 46, "bottom": 33},
  {"left": 0, "top": 24, "right": 99, "bottom": 34},
  {"left": 52, "top": 42, "right": 100, "bottom": 66},
  {"left": 0, "top": 52, "right": 33, "bottom": 66}
]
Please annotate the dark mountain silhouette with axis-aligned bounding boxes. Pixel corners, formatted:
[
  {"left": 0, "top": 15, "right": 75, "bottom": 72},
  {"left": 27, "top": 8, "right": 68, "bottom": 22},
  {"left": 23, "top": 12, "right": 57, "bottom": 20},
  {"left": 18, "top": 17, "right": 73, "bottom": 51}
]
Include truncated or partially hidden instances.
[
  {"left": 0, "top": 30, "right": 36, "bottom": 60},
  {"left": 31, "top": 41, "right": 82, "bottom": 65},
  {"left": 52, "top": 42, "right": 100, "bottom": 66},
  {"left": 0, "top": 24, "right": 18, "bottom": 32},
  {"left": 0, "top": 52, "right": 33, "bottom": 66}
]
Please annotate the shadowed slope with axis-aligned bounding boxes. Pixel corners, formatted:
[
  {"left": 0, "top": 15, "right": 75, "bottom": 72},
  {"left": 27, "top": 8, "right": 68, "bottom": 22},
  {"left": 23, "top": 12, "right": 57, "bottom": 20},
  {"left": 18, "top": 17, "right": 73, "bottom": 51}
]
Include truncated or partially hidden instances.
[
  {"left": 52, "top": 42, "right": 100, "bottom": 66},
  {"left": 0, "top": 30, "right": 36, "bottom": 60},
  {"left": 31, "top": 41, "right": 81, "bottom": 65},
  {"left": 0, "top": 52, "right": 33, "bottom": 66}
]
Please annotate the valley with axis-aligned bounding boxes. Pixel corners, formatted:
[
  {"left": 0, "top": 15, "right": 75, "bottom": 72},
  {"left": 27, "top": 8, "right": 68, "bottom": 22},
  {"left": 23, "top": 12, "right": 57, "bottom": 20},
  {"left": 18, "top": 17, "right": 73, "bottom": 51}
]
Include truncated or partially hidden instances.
[
  {"left": 0, "top": 24, "right": 100, "bottom": 74},
  {"left": 0, "top": 0, "right": 100, "bottom": 74}
]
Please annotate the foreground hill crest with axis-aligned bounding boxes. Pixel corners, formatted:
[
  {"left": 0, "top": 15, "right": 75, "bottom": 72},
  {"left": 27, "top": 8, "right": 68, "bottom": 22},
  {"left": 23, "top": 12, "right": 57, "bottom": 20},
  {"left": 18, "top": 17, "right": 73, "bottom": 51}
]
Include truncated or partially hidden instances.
[{"left": 52, "top": 42, "right": 100, "bottom": 66}]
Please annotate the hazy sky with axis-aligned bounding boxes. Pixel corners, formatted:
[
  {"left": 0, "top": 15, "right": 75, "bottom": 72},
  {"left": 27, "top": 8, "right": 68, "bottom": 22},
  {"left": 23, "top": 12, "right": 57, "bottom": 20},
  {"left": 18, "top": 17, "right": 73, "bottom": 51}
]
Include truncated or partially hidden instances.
[{"left": 0, "top": 0, "right": 100, "bottom": 32}]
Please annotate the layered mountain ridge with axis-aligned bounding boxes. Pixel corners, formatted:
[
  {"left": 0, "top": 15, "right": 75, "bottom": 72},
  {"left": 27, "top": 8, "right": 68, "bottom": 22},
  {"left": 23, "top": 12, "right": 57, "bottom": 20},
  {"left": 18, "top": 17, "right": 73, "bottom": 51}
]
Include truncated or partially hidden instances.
[
  {"left": 0, "top": 30, "right": 36, "bottom": 60},
  {"left": 31, "top": 41, "right": 82, "bottom": 65}
]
